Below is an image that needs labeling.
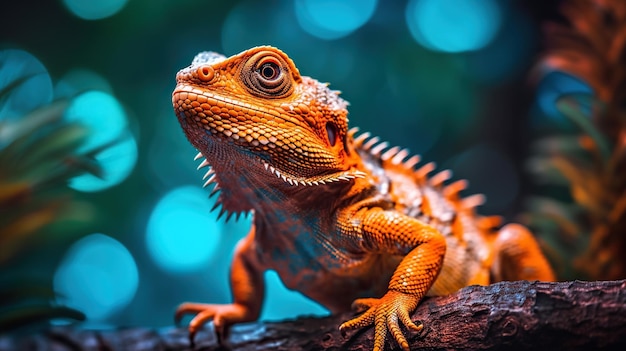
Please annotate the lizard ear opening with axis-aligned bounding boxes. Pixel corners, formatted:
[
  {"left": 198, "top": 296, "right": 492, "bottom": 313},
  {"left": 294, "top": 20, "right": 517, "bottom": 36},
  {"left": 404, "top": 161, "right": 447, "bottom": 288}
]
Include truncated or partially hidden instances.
[
  {"left": 326, "top": 122, "right": 338, "bottom": 146},
  {"left": 326, "top": 121, "right": 351, "bottom": 155}
]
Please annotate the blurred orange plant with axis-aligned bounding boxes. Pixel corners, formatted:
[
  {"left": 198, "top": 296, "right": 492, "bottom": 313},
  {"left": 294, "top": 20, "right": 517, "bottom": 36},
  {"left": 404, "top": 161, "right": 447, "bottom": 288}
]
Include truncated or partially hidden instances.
[{"left": 525, "top": 0, "right": 626, "bottom": 280}]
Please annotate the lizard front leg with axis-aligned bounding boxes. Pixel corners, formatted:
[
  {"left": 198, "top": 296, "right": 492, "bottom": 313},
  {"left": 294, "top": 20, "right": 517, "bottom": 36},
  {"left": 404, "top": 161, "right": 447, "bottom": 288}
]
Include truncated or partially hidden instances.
[
  {"left": 338, "top": 206, "right": 446, "bottom": 351},
  {"left": 175, "top": 226, "right": 264, "bottom": 342}
]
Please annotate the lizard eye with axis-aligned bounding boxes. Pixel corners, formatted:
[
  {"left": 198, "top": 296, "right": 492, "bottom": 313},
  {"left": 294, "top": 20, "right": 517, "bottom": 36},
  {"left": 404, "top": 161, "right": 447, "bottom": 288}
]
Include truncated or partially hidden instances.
[
  {"left": 242, "top": 51, "right": 293, "bottom": 98},
  {"left": 259, "top": 62, "right": 280, "bottom": 81},
  {"left": 326, "top": 122, "right": 338, "bottom": 146},
  {"left": 253, "top": 56, "right": 285, "bottom": 89}
]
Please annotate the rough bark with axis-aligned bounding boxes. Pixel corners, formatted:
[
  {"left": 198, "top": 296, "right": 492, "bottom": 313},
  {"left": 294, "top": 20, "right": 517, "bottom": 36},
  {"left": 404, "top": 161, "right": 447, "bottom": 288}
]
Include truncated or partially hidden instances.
[{"left": 1, "top": 280, "right": 625, "bottom": 350}]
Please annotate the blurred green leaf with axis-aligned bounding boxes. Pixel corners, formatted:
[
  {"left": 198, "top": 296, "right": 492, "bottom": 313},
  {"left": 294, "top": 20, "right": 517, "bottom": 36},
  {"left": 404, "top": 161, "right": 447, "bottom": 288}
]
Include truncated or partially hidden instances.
[
  {"left": 0, "top": 68, "right": 100, "bottom": 326},
  {"left": 525, "top": 196, "right": 583, "bottom": 243},
  {"left": 0, "top": 100, "right": 68, "bottom": 146},
  {"left": 526, "top": 156, "right": 572, "bottom": 186},
  {"left": 531, "top": 135, "right": 585, "bottom": 157},
  {"left": 0, "top": 75, "right": 36, "bottom": 105},
  {"left": 556, "top": 94, "right": 611, "bottom": 161},
  {"left": 15, "top": 124, "right": 90, "bottom": 177}
]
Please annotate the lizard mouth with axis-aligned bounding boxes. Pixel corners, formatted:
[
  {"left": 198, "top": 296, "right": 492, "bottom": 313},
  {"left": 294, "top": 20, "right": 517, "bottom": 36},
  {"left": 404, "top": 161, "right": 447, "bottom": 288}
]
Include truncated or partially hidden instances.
[
  {"left": 192, "top": 150, "right": 366, "bottom": 190},
  {"left": 258, "top": 159, "right": 366, "bottom": 186}
]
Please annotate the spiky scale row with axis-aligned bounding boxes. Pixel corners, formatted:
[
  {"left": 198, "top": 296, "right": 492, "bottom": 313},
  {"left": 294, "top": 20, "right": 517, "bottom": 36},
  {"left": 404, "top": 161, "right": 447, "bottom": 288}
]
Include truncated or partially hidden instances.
[
  {"left": 461, "top": 194, "right": 486, "bottom": 209},
  {"left": 197, "top": 159, "right": 210, "bottom": 170},
  {"left": 261, "top": 160, "right": 366, "bottom": 186},
  {"left": 193, "top": 152, "right": 241, "bottom": 223},
  {"left": 353, "top": 131, "right": 371, "bottom": 147},
  {"left": 380, "top": 146, "right": 400, "bottom": 161},
  {"left": 362, "top": 136, "right": 380, "bottom": 150},
  {"left": 403, "top": 155, "right": 421, "bottom": 169},
  {"left": 191, "top": 149, "right": 367, "bottom": 222},
  {"left": 352, "top": 130, "right": 487, "bottom": 213},
  {"left": 430, "top": 170, "right": 452, "bottom": 188},
  {"left": 203, "top": 168, "right": 214, "bottom": 180}
]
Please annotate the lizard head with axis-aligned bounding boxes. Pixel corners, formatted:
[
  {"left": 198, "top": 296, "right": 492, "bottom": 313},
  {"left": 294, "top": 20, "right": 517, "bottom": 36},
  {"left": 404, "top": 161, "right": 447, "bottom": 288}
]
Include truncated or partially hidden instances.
[{"left": 172, "top": 46, "right": 365, "bottom": 198}]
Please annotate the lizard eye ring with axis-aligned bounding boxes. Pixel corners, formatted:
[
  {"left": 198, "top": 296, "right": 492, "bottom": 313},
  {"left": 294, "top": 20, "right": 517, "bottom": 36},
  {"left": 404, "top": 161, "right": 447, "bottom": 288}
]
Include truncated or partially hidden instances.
[{"left": 242, "top": 51, "right": 293, "bottom": 98}]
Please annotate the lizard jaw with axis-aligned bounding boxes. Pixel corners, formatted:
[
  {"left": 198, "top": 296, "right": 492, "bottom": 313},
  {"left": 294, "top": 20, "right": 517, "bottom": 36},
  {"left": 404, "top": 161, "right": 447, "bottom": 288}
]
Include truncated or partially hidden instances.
[
  {"left": 191, "top": 150, "right": 365, "bottom": 221},
  {"left": 259, "top": 160, "right": 366, "bottom": 186},
  {"left": 193, "top": 151, "right": 366, "bottom": 189}
]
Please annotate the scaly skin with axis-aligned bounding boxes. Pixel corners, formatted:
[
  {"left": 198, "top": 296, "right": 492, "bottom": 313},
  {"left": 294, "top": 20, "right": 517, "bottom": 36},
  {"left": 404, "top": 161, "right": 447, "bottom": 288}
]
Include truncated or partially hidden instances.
[{"left": 171, "top": 46, "right": 555, "bottom": 351}]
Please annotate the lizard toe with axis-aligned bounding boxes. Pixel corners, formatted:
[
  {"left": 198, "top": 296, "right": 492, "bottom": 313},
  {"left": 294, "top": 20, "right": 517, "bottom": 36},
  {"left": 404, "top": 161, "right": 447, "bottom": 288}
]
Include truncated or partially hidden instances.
[
  {"left": 189, "top": 309, "right": 217, "bottom": 333},
  {"left": 398, "top": 306, "right": 423, "bottom": 332},
  {"left": 175, "top": 302, "right": 254, "bottom": 346},
  {"left": 373, "top": 312, "right": 388, "bottom": 351},
  {"left": 387, "top": 313, "right": 410, "bottom": 351},
  {"left": 339, "top": 306, "right": 376, "bottom": 332},
  {"left": 175, "top": 302, "right": 212, "bottom": 326}
]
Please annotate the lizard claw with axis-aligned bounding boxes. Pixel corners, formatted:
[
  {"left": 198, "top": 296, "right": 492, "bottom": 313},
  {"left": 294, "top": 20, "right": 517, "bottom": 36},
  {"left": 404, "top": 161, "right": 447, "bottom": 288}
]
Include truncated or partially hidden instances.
[
  {"left": 175, "top": 302, "right": 251, "bottom": 346},
  {"left": 188, "top": 330, "right": 196, "bottom": 348},
  {"left": 339, "top": 291, "right": 422, "bottom": 351}
]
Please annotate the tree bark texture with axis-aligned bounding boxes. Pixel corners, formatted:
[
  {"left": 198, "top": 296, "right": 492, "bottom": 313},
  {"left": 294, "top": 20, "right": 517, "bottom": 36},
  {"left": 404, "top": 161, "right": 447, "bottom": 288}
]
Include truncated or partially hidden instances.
[{"left": 1, "top": 280, "right": 625, "bottom": 350}]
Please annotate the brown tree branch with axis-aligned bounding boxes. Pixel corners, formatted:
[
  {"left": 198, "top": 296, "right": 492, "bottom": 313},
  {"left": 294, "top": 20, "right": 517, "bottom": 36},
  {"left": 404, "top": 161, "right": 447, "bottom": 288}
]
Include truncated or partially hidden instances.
[{"left": 1, "top": 280, "right": 625, "bottom": 350}]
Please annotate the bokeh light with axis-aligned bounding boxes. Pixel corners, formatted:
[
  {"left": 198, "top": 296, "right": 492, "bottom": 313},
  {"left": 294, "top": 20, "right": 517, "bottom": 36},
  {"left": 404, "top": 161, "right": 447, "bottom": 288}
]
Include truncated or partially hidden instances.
[
  {"left": 69, "top": 131, "right": 138, "bottom": 192},
  {"left": 53, "top": 234, "right": 139, "bottom": 321},
  {"left": 406, "top": 0, "right": 501, "bottom": 53},
  {"left": 535, "top": 70, "right": 593, "bottom": 123},
  {"left": 0, "top": 49, "right": 52, "bottom": 121},
  {"left": 295, "top": 0, "right": 377, "bottom": 40},
  {"left": 221, "top": 0, "right": 303, "bottom": 55},
  {"left": 448, "top": 144, "right": 519, "bottom": 213},
  {"left": 261, "top": 271, "right": 329, "bottom": 321},
  {"left": 146, "top": 186, "right": 224, "bottom": 273},
  {"left": 463, "top": 8, "right": 533, "bottom": 83},
  {"left": 62, "top": 0, "right": 128, "bottom": 20},
  {"left": 63, "top": 91, "right": 128, "bottom": 151},
  {"left": 63, "top": 90, "right": 136, "bottom": 192},
  {"left": 55, "top": 68, "right": 113, "bottom": 98}
]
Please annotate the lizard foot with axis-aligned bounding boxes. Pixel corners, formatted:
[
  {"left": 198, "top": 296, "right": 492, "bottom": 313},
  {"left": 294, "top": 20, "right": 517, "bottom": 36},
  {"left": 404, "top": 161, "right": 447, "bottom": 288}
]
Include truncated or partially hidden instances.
[
  {"left": 339, "top": 291, "right": 423, "bottom": 351},
  {"left": 175, "top": 302, "right": 251, "bottom": 345}
]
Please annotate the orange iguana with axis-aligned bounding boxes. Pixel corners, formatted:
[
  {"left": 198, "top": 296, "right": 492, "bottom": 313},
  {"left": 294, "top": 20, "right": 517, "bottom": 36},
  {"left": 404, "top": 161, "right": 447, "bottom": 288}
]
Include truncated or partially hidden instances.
[{"left": 171, "top": 46, "right": 555, "bottom": 351}]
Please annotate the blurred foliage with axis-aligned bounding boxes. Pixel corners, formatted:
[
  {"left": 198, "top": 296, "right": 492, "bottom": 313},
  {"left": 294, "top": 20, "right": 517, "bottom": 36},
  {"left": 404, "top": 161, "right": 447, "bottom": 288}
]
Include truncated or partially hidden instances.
[
  {"left": 0, "top": 75, "right": 106, "bottom": 331},
  {"left": 524, "top": 0, "right": 626, "bottom": 280}
]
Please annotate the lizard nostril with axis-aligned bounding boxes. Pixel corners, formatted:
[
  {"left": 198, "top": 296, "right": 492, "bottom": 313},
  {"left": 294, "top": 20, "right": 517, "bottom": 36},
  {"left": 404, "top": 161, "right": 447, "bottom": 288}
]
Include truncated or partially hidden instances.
[{"left": 197, "top": 66, "right": 215, "bottom": 82}]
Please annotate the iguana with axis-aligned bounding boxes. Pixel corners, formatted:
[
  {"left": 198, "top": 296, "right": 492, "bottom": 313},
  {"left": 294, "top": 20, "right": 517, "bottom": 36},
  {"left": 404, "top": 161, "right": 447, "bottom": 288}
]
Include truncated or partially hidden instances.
[{"left": 171, "top": 46, "right": 555, "bottom": 351}]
